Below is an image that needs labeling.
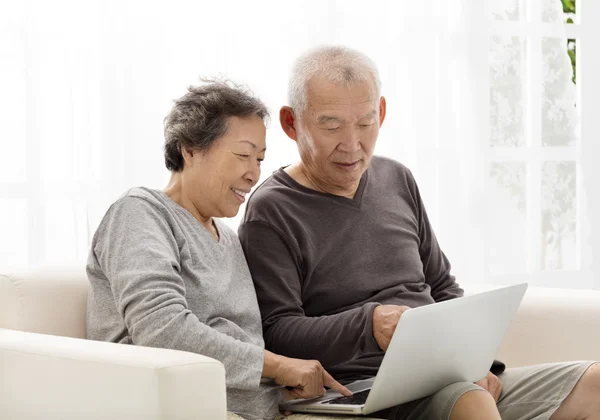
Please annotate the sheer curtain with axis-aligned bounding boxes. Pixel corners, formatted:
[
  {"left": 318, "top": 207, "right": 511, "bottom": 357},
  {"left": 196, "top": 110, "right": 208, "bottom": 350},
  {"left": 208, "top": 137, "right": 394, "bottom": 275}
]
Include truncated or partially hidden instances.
[{"left": 1, "top": 0, "right": 595, "bottom": 288}]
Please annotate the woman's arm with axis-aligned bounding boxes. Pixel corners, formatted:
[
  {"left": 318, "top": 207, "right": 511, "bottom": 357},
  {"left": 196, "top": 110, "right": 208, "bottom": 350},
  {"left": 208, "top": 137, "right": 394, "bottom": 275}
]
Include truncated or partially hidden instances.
[
  {"left": 91, "top": 196, "right": 350, "bottom": 398},
  {"left": 91, "top": 196, "right": 264, "bottom": 390}
]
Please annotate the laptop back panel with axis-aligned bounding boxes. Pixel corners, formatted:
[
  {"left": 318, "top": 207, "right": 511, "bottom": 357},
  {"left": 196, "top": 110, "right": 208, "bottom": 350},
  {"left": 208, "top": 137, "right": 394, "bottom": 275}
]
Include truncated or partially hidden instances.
[
  {"left": 282, "top": 284, "right": 528, "bottom": 415},
  {"left": 362, "top": 284, "right": 527, "bottom": 414}
]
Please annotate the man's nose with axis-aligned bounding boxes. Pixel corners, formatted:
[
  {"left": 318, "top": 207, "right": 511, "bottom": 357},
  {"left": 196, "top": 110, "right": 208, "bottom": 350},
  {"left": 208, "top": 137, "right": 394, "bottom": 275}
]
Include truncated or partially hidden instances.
[{"left": 338, "top": 128, "right": 361, "bottom": 153}]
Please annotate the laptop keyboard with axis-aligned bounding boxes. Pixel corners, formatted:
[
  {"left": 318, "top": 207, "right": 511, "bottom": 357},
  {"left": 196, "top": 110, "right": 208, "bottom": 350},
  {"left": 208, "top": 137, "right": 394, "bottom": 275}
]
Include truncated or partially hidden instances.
[{"left": 322, "top": 389, "right": 370, "bottom": 405}]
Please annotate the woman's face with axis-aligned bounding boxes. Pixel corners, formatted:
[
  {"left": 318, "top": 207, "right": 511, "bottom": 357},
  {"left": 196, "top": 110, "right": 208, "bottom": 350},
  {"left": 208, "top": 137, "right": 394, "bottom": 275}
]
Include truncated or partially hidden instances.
[{"left": 183, "top": 115, "right": 266, "bottom": 219}]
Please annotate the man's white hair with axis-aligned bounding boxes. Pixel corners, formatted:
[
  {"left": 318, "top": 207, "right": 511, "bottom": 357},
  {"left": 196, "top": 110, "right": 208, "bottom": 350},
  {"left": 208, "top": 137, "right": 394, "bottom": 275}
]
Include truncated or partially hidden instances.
[{"left": 288, "top": 45, "right": 382, "bottom": 115}]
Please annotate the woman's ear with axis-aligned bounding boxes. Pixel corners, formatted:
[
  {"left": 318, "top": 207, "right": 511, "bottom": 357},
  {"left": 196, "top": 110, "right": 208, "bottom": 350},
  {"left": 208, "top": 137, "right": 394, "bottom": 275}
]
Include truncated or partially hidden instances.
[
  {"left": 280, "top": 106, "right": 299, "bottom": 141},
  {"left": 181, "top": 146, "right": 195, "bottom": 167}
]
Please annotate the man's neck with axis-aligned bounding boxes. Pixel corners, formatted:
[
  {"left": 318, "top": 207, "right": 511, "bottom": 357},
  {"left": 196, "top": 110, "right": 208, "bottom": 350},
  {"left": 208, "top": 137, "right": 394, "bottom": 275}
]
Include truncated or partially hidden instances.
[{"left": 284, "top": 163, "right": 359, "bottom": 199}]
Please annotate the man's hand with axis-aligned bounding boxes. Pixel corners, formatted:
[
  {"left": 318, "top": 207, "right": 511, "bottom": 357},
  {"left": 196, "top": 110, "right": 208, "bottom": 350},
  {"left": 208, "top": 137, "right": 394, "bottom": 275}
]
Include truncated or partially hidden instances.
[
  {"left": 372, "top": 304, "right": 411, "bottom": 351},
  {"left": 475, "top": 371, "right": 503, "bottom": 402},
  {"left": 263, "top": 351, "right": 352, "bottom": 399}
]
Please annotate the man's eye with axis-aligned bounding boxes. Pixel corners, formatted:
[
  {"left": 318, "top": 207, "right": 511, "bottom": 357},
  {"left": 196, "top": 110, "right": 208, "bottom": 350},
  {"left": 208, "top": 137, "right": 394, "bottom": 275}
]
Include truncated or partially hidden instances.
[
  {"left": 359, "top": 124, "right": 374, "bottom": 128},
  {"left": 235, "top": 154, "right": 250, "bottom": 158}
]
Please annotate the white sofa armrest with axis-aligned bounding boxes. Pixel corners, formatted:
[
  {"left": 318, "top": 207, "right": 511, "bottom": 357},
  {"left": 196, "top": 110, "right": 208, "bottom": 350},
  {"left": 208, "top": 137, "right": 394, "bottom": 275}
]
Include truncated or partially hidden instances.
[
  {"left": 464, "top": 284, "right": 600, "bottom": 368},
  {"left": 0, "top": 328, "right": 226, "bottom": 420}
]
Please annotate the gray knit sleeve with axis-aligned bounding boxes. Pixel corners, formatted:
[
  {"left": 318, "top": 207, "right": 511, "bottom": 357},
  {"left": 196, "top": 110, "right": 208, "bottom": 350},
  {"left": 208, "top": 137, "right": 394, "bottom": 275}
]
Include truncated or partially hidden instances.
[{"left": 91, "top": 196, "right": 264, "bottom": 390}]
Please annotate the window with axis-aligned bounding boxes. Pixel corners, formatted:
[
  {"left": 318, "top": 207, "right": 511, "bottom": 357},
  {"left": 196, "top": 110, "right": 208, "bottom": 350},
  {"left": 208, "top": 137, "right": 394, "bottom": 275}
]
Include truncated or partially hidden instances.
[
  {"left": 485, "top": 0, "right": 599, "bottom": 288},
  {"left": 1, "top": 0, "right": 598, "bottom": 289}
]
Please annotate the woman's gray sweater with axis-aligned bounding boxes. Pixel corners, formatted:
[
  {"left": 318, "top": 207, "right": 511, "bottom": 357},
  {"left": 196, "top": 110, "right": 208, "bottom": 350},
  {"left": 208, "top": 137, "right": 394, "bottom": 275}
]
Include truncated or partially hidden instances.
[{"left": 86, "top": 187, "right": 280, "bottom": 420}]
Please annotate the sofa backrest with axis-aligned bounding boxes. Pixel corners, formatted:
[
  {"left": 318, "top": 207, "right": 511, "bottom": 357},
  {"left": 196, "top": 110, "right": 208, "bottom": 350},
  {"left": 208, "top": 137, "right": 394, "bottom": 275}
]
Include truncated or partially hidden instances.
[{"left": 0, "top": 266, "right": 88, "bottom": 338}]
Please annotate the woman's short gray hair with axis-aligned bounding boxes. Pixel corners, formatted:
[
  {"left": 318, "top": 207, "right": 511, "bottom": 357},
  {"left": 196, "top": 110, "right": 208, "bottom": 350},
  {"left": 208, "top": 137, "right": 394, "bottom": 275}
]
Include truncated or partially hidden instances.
[
  {"left": 163, "top": 78, "right": 269, "bottom": 172},
  {"left": 288, "top": 45, "right": 382, "bottom": 115}
]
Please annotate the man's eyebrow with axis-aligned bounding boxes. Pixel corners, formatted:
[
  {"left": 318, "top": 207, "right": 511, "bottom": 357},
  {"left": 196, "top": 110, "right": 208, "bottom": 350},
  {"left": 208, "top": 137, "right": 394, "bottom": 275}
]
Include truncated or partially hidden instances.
[
  {"left": 238, "top": 140, "right": 267, "bottom": 152},
  {"left": 316, "top": 115, "right": 343, "bottom": 124},
  {"left": 359, "top": 110, "right": 378, "bottom": 119}
]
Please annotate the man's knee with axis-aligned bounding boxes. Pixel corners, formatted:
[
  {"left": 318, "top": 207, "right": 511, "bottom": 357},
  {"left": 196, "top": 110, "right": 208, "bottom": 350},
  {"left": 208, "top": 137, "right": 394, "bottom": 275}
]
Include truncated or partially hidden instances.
[
  {"left": 585, "top": 362, "right": 600, "bottom": 386},
  {"left": 574, "top": 362, "right": 600, "bottom": 403},
  {"left": 551, "top": 362, "right": 600, "bottom": 420},
  {"left": 450, "top": 389, "right": 500, "bottom": 420},
  {"left": 580, "top": 363, "right": 600, "bottom": 405}
]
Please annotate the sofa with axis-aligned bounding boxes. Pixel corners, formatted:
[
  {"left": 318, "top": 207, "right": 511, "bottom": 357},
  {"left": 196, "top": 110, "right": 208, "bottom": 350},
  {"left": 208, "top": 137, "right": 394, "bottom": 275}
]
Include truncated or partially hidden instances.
[{"left": 1, "top": 266, "right": 599, "bottom": 420}]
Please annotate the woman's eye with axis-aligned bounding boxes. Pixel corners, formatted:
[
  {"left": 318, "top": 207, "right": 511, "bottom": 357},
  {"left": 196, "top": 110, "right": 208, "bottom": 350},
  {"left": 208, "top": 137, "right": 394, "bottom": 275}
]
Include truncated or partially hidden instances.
[
  {"left": 235, "top": 153, "right": 250, "bottom": 159},
  {"left": 327, "top": 127, "right": 340, "bottom": 132}
]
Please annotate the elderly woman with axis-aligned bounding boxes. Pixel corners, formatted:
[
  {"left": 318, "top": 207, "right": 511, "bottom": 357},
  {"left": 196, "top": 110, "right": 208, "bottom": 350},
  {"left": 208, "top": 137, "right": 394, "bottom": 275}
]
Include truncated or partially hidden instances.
[{"left": 86, "top": 80, "right": 350, "bottom": 420}]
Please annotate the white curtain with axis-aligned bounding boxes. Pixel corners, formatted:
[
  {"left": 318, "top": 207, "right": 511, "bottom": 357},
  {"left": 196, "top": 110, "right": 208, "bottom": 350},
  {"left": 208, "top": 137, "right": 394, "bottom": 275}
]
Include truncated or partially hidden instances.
[{"left": 1, "top": 0, "right": 593, "bottom": 288}]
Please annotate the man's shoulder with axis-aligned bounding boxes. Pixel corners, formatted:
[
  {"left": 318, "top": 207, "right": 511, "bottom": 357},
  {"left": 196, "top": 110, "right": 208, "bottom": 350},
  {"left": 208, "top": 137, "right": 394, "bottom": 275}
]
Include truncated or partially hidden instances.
[
  {"left": 247, "top": 170, "right": 286, "bottom": 202},
  {"left": 243, "top": 170, "right": 292, "bottom": 221},
  {"left": 370, "top": 156, "right": 416, "bottom": 184},
  {"left": 371, "top": 155, "right": 411, "bottom": 171}
]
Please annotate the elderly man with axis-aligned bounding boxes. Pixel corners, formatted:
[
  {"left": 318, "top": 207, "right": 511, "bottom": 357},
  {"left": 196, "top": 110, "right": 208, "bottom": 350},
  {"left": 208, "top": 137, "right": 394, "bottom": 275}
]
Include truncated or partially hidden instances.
[{"left": 238, "top": 46, "right": 599, "bottom": 420}]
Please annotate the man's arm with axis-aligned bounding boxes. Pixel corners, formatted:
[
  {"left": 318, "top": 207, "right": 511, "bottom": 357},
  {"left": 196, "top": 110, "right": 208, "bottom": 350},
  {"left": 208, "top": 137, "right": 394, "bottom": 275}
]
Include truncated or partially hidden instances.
[
  {"left": 410, "top": 176, "right": 464, "bottom": 302},
  {"left": 408, "top": 175, "right": 506, "bottom": 374},
  {"left": 238, "top": 220, "right": 382, "bottom": 368}
]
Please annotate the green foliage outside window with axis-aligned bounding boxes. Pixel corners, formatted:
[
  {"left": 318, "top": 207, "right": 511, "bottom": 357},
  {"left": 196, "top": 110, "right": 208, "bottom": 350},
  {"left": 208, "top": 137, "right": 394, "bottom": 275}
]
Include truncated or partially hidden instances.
[{"left": 562, "top": 0, "right": 576, "bottom": 84}]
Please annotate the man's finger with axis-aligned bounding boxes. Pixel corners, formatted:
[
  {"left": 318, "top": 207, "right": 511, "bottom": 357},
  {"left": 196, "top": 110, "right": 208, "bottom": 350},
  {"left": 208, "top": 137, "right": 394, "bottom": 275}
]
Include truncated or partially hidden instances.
[
  {"left": 492, "top": 378, "right": 503, "bottom": 402},
  {"left": 475, "top": 378, "right": 488, "bottom": 391},
  {"left": 323, "top": 370, "right": 353, "bottom": 396}
]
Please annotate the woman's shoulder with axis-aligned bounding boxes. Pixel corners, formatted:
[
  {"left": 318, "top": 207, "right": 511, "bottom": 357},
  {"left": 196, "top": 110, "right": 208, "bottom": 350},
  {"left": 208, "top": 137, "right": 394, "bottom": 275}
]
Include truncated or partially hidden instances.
[
  {"left": 121, "top": 186, "right": 169, "bottom": 206},
  {"left": 96, "top": 187, "right": 176, "bottom": 234},
  {"left": 108, "top": 187, "right": 171, "bottom": 214},
  {"left": 90, "top": 188, "right": 180, "bottom": 255}
]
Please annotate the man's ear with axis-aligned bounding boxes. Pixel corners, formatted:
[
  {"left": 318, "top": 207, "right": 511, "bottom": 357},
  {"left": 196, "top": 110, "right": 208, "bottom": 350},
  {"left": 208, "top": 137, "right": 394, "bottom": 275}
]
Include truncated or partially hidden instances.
[
  {"left": 280, "top": 106, "right": 299, "bottom": 141},
  {"left": 379, "top": 96, "right": 387, "bottom": 127}
]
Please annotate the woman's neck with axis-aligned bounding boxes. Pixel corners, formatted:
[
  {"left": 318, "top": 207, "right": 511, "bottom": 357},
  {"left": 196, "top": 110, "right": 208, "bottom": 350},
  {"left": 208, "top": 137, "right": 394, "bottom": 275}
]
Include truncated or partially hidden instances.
[{"left": 163, "top": 172, "right": 218, "bottom": 239}]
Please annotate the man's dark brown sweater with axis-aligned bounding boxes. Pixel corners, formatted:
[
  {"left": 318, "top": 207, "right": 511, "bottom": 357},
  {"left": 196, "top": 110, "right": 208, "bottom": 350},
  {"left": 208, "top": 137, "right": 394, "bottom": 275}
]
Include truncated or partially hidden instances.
[{"left": 239, "top": 156, "right": 504, "bottom": 382}]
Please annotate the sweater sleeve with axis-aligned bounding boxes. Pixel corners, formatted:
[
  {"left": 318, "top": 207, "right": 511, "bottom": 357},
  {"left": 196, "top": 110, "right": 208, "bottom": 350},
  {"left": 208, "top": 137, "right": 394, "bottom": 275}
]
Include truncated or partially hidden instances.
[
  {"left": 92, "top": 197, "right": 264, "bottom": 390},
  {"left": 238, "top": 220, "right": 381, "bottom": 370},
  {"left": 409, "top": 176, "right": 464, "bottom": 302}
]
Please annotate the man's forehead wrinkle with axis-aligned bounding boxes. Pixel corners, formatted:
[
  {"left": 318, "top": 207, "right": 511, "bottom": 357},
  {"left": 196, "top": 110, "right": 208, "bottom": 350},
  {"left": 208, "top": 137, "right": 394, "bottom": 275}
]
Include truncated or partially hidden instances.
[{"left": 309, "top": 103, "right": 377, "bottom": 116}]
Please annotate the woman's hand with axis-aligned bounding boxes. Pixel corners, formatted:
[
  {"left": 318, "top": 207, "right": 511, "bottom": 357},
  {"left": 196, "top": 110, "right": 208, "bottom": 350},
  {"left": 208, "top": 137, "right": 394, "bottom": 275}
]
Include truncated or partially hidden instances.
[{"left": 263, "top": 350, "right": 352, "bottom": 399}]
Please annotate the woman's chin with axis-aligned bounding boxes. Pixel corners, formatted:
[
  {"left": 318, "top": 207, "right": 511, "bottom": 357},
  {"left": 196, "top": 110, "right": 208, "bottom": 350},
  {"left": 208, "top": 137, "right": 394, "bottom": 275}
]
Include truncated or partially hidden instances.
[{"left": 221, "top": 205, "right": 241, "bottom": 219}]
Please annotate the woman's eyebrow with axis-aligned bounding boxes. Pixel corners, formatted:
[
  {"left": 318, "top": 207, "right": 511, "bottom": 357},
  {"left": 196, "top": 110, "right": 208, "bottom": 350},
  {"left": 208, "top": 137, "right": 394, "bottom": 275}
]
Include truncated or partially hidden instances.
[{"left": 237, "top": 140, "right": 266, "bottom": 152}]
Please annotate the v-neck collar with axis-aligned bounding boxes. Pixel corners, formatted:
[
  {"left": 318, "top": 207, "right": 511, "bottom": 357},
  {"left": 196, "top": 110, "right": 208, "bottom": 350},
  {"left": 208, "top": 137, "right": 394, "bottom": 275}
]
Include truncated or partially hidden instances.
[
  {"left": 158, "top": 190, "right": 225, "bottom": 245},
  {"left": 275, "top": 166, "right": 369, "bottom": 209}
]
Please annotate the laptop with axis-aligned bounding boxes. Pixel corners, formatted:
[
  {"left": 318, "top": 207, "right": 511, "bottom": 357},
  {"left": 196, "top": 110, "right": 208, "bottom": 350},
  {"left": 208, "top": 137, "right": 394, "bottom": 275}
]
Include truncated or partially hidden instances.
[{"left": 280, "top": 283, "right": 528, "bottom": 415}]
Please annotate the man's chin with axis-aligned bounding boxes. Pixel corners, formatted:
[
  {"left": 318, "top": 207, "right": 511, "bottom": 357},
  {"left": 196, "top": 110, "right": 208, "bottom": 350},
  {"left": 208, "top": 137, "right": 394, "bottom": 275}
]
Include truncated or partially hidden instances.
[
  {"left": 327, "top": 174, "right": 363, "bottom": 192},
  {"left": 331, "top": 164, "right": 365, "bottom": 179}
]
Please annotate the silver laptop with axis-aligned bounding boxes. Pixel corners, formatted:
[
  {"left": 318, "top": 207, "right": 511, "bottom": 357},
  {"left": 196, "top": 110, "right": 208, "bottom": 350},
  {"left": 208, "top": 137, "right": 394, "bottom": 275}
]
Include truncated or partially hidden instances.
[{"left": 281, "top": 283, "right": 528, "bottom": 415}]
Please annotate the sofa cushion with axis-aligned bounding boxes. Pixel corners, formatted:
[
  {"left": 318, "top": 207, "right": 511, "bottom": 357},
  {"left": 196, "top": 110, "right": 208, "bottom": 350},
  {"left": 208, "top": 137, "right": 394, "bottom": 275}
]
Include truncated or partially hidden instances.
[{"left": 0, "top": 266, "right": 88, "bottom": 338}]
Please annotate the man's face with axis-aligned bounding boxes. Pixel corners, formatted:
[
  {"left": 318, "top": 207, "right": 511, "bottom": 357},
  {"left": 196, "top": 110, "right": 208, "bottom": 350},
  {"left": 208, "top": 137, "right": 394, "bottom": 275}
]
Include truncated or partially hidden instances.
[{"left": 296, "top": 77, "right": 383, "bottom": 195}]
